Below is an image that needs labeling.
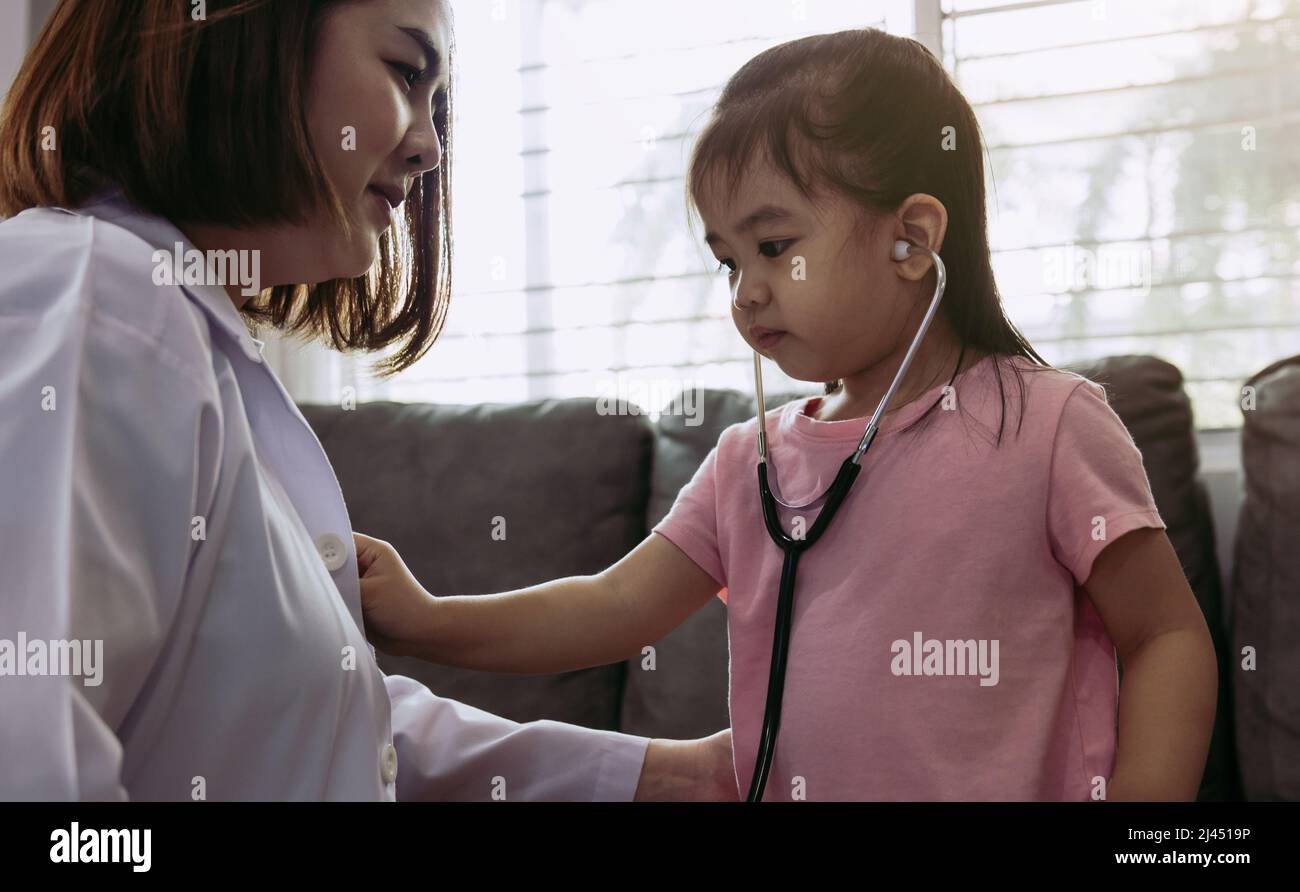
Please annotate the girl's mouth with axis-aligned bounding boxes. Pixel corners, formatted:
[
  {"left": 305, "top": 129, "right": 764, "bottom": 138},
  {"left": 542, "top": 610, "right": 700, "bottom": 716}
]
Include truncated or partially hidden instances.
[{"left": 751, "top": 326, "right": 786, "bottom": 350}]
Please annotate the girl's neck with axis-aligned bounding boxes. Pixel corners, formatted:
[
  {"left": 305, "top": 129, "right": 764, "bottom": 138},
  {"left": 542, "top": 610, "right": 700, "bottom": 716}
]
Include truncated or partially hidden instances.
[{"left": 813, "top": 319, "right": 978, "bottom": 423}]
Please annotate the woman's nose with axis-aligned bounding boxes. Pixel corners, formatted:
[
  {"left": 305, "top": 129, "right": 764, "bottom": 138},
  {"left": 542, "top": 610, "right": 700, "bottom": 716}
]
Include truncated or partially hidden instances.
[{"left": 405, "top": 117, "right": 443, "bottom": 177}]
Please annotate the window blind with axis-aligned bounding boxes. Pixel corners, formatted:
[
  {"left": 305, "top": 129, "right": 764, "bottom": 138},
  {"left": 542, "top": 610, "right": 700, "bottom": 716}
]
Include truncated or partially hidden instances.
[
  {"left": 943, "top": 0, "right": 1300, "bottom": 428},
  {"left": 361, "top": 0, "right": 1300, "bottom": 430},
  {"left": 358, "top": 0, "right": 896, "bottom": 410}
]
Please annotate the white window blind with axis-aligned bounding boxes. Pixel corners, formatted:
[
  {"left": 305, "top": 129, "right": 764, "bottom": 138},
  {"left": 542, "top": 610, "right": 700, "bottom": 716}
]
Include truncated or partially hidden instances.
[
  {"left": 358, "top": 0, "right": 902, "bottom": 409},
  {"left": 360, "top": 0, "right": 1300, "bottom": 430},
  {"left": 943, "top": 0, "right": 1300, "bottom": 429}
]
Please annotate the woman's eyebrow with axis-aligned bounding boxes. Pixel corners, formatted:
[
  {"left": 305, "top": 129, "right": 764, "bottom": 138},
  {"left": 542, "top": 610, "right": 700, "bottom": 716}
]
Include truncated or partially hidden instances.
[{"left": 397, "top": 25, "right": 443, "bottom": 76}]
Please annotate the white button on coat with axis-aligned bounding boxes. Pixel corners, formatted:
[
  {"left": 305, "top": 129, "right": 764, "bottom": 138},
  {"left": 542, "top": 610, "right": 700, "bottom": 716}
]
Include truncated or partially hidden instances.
[
  {"left": 0, "top": 189, "right": 650, "bottom": 801},
  {"left": 316, "top": 533, "right": 348, "bottom": 572},
  {"left": 381, "top": 743, "right": 399, "bottom": 785}
]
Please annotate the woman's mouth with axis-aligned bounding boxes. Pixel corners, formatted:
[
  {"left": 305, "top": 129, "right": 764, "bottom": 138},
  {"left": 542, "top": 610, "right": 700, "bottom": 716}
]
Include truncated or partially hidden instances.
[
  {"left": 751, "top": 326, "right": 786, "bottom": 350},
  {"left": 366, "top": 186, "right": 397, "bottom": 227}
]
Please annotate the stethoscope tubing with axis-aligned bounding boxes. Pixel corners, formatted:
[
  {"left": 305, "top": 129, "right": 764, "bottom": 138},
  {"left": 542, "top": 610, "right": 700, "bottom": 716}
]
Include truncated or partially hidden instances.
[
  {"left": 746, "top": 457, "right": 862, "bottom": 802},
  {"left": 744, "top": 240, "right": 947, "bottom": 802}
]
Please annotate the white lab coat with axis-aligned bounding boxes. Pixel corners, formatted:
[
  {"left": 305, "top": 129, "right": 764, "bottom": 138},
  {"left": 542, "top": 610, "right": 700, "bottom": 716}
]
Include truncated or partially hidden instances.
[{"left": 0, "top": 190, "right": 649, "bottom": 801}]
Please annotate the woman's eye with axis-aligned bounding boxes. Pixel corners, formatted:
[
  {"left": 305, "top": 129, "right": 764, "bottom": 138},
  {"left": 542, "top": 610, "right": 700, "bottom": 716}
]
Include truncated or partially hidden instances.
[
  {"left": 389, "top": 62, "right": 424, "bottom": 89},
  {"left": 759, "top": 239, "right": 794, "bottom": 258}
]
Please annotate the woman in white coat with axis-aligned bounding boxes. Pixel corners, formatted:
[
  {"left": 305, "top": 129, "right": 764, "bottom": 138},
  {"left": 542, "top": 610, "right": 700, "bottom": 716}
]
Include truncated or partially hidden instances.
[{"left": 0, "top": 0, "right": 733, "bottom": 801}]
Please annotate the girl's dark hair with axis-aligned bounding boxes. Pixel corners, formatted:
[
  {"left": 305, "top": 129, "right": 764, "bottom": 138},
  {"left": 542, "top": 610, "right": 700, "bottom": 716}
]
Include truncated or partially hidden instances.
[
  {"left": 688, "top": 28, "right": 1052, "bottom": 444},
  {"left": 0, "top": 0, "right": 453, "bottom": 376}
]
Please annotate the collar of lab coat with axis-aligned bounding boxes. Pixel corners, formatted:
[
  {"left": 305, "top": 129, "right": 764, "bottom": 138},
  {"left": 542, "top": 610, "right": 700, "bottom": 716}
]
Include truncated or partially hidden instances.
[{"left": 70, "top": 186, "right": 268, "bottom": 365}]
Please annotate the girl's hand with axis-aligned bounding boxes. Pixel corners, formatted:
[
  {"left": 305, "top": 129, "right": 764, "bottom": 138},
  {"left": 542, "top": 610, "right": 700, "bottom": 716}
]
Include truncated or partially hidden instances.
[{"left": 353, "top": 532, "right": 438, "bottom": 657}]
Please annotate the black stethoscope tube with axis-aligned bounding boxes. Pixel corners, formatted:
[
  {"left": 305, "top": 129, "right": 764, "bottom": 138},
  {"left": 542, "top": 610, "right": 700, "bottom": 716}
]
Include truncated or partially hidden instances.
[
  {"left": 746, "top": 456, "right": 863, "bottom": 802},
  {"left": 739, "top": 239, "right": 946, "bottom": 802}
]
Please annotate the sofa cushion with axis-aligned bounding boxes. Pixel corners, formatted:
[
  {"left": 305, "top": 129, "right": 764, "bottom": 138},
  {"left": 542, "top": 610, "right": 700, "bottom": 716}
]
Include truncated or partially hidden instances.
[
  {"left": 1231, "top": 353, "right": 1300, "bottom": 800},
  {"left": 302, "top": 398, "right": 654, "bottom": 732}
]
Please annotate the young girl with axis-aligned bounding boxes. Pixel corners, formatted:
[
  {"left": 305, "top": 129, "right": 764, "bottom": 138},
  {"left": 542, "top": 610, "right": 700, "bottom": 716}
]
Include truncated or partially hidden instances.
[{"left": 356, "top": 28, "right": 1217, "bottom": 801}]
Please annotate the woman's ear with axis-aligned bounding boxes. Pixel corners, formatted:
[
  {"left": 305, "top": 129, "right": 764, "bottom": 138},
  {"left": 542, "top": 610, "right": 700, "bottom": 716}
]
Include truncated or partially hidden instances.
[{"left": 893, "top": 194, "right": 948, "bottom": 281}]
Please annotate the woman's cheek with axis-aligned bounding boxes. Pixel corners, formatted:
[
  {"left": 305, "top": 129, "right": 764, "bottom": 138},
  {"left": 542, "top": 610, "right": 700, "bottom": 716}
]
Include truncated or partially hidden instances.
[
  {"left": 314, "top": 71, "right": 399, "bottom": 174},
  {"left": 308, "top": 92, "right": 363, "bottom": 189},
  {"left": 352, "top": 65, "right": 410, "bottom": 142}
]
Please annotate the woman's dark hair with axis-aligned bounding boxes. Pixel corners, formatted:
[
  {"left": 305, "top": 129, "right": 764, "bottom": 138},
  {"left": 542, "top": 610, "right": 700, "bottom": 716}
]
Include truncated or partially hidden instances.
[
  {"left": 687, "top": 28, "right": 1051, "bottom": 444},
  {"left": 0, "top": 0, "right": 453, "bottom": 376}
]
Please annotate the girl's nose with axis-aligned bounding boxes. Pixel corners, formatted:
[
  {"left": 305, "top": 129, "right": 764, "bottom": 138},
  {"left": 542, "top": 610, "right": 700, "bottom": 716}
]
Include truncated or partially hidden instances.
[{"left": 731, "top": 269, "right": 770, "bottom": 311}]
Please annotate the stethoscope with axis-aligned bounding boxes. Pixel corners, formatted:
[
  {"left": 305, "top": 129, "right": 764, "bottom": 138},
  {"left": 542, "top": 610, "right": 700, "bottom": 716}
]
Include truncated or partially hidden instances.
[{"left": 735, "top": 237, "right": 948, "bottom": 802}]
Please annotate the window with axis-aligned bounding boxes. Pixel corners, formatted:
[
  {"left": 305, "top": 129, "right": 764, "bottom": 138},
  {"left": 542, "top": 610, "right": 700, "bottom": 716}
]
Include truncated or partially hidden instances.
[
  {"left": 357, "top": 0, "right": 1300, "bottom": 430},
  {"left": 944, "top": 0, "right": 1300, "bottom": 428},
  {"left": 357, "top": 0, "right": 904, "bottom": 409}
]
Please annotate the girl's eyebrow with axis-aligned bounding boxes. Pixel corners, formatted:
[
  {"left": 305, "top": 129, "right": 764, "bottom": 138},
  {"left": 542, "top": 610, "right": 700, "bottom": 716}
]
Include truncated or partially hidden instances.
[{"left": 704, "top": 204, "right": 796, "bottom": 246}]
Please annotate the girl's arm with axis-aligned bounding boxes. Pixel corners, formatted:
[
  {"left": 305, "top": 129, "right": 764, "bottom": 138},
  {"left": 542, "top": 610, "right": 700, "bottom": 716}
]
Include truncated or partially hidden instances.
[
  {"left": 355, "top": 532, "right": 721, "bottom": 674},
  {"left": 1083, "top": 527, "right": 1219, "bottom": 801}
]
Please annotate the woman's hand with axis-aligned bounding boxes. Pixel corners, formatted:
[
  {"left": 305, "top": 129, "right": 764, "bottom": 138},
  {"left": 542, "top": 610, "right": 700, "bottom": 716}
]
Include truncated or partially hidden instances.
[
  {"left": 634, "top": 729, "right": 739, "bottom": 801},
  {"left": 353, "top": 532, "right": 438, "bottom": 657}
]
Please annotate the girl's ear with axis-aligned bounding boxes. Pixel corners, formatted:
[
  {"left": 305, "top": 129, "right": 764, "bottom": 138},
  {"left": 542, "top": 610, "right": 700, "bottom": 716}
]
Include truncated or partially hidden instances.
[{"left": 893, "top": 194, "right": 948, "bottom": 282}]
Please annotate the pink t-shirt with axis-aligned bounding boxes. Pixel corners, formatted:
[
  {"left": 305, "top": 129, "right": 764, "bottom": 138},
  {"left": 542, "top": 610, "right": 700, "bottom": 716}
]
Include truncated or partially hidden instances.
[{"left": 652, "top": 353, "right": 1166, "bottom": 801}]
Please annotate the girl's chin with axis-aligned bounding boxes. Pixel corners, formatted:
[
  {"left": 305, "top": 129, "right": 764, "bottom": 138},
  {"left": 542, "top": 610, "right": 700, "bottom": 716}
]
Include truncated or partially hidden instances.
[{"left": 763, "top": 355, "right": 836, "bottom": 387}]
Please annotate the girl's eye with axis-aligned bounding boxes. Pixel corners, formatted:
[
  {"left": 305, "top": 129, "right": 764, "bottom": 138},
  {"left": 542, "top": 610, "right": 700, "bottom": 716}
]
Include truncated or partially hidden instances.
[
  {"left": 759, "top": 239, "right": 794, "bottom": 258},
  {"left": 389, "top": 62, "right": 425, "bottom": 89},
  {"left": 716, "top": 259, "right": 737, "bottom": 276}
]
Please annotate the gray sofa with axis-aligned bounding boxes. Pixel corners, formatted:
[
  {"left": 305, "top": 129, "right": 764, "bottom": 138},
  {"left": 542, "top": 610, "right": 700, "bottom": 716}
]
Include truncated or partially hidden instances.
[{"left": 301, "top": 353, "right": 1300, "bottom": 801}]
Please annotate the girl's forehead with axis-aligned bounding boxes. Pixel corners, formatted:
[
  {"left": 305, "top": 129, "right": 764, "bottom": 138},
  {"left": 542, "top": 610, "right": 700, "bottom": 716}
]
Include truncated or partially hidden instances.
[{"left": 696, "top": 160, "right": 808, "bottom": 229}]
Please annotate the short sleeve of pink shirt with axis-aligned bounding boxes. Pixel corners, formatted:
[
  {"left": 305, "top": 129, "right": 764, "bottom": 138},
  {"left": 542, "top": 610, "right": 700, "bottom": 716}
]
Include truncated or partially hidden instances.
[
  {"left": 1047, "top": 379, "right": 1166, "bottom": 586},
  {"left": 651, "top": 354, "right": 1166, "bottom": 801},
  {"left": 656, "top": 440, "right": 729, "bottom": 593}
]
